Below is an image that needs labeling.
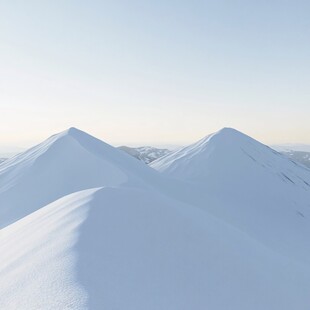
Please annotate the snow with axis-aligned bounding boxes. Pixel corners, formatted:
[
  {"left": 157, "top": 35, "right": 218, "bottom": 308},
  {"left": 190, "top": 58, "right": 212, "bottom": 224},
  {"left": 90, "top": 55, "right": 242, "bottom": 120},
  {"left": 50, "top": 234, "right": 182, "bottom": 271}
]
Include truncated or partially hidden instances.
[
  {"left": 151, "top": 128, "right": 310, "bottom": 265},
  {"left": 280, "top": 150, "right": 310, "bottom": 168},
  {"left": 272, "top": 143, "right": 310, "bottom": 153},
  {"left": 0, "top": 127, "right": 157, "bottom": 228},
  {"left": 118, "top": 145, "right": 170, "bottom": 164},
  {"left": 1, "top": 127, "right": 310, "bottom": 309},
  {"left": 2, "top": 186, "right": 310, "bottom": 310}
]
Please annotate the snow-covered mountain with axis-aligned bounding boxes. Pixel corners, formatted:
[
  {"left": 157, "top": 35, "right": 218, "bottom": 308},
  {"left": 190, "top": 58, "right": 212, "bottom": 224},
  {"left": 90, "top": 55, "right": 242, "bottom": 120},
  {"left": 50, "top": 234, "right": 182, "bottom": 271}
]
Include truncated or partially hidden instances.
[
  {"left": 151, "top": 128, "right": 310, "bottom": 265},
  {"left": 280, "top": 150, "right": 310, "bottom": 168},
  {"left": 0, "top": 127, "right": 158, "bottom": 228},
  {"left": 272, "top": 144, "right": 310, "bottom": 167},
  {"left": 273, "top": 143, "right": 310, "bottom": 153},
  {"left": 118, "top": 146, "right": 170, "bottom": 164},
  {"left": 1, "top": 127, "right": 310, "bottom": 309}
]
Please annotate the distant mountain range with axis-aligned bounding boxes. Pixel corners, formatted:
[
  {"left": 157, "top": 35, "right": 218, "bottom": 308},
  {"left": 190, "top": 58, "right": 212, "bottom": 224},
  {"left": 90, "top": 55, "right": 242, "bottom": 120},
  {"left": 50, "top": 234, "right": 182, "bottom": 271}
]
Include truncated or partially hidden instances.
[
  {"left": 279, "top": 150, "right": 310, "bottom": 168},
  {"left": 118, "top": 145, "right": 171, "bottom": 164},
  {"left": 273, "top": 143, "right": 310, "bottom": 153}
]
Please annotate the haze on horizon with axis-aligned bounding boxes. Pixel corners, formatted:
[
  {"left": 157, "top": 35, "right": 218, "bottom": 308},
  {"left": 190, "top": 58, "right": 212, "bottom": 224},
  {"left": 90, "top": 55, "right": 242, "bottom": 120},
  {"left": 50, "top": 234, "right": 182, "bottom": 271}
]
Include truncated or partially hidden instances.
[{"left": 1, "top": 0, "right": 309, "bottom": 150}]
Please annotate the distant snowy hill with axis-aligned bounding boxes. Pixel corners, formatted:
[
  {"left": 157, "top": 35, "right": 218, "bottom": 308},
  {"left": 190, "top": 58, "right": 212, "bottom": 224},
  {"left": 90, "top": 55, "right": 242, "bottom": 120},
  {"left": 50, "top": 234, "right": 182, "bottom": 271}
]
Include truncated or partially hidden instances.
[
  {"left": 273, "top": 143, "right": 310, "bottom": 153},
  {"left": 1, "top": 127, "right": 310, "bottom": 309},
  {"left": 118, "top": 146, "right": 170, "bottom": 164},
  {"left": 280, "top": 150, "right": 310, "bottom": 168},
  {"left": 272, "top": 144, "right": 310, "bottom": 168}
]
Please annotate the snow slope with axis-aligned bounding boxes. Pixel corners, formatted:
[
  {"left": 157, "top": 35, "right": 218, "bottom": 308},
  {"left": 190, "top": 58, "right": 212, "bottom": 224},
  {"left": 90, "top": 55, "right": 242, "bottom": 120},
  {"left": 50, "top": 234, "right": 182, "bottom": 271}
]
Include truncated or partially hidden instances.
[
  {"left": 0, "top": 127, "right": 158, "bottom": 228},
  {"left": 150, "top": 128, "right": 310, "bottom": 186},
  {"left": 1, "top": 186, "right": 310, "bottom": 310},
  {"left": 151, "top": 128, "right": 310, "bottom": 265},
  {"left": 1, "top": 127, "right": 310, "bottom": 309}
]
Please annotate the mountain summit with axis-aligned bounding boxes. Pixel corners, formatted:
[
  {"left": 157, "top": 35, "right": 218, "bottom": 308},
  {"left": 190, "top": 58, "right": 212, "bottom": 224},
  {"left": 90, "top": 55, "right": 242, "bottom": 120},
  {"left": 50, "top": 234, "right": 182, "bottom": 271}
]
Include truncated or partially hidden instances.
[
  {"left": 0, "top": 127, "right": 155, "bottom": 228},
  {"left": 151, "top": 127, "right": 310, "bottom": 265},
  {"left": 151, "top": 127, "right": 310, "bottom": 187}
]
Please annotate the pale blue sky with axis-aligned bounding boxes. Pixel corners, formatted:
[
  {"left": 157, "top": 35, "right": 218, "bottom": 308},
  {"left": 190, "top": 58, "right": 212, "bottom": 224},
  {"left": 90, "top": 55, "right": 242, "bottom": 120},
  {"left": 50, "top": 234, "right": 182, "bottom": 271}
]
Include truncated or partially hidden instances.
[{"left": 0, "top": 0, "right": 309, "bottom": 148}]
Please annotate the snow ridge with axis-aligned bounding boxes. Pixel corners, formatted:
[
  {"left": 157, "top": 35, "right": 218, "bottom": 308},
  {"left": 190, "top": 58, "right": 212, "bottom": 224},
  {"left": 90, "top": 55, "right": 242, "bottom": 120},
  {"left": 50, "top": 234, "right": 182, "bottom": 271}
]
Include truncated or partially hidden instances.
[{"left": 1, "top": 127, "right": 310, "bottom": 309}]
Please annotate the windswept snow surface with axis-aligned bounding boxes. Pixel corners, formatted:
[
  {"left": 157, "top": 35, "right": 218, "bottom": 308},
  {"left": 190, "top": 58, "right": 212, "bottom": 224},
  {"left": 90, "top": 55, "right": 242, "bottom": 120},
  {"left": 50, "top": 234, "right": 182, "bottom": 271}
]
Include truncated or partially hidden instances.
[
  {"left": 1, "top": 127, "right": 310, "bottom": 309},
  {"left": 1, "top": 186, "right": 310, "bottom": 310},
  {"left": 0, "top": 127, "right": 158, "bottom": 228}
]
